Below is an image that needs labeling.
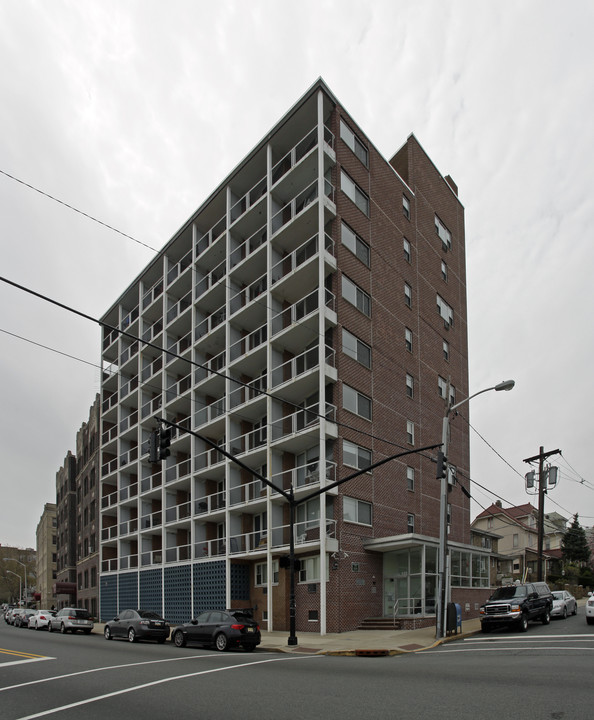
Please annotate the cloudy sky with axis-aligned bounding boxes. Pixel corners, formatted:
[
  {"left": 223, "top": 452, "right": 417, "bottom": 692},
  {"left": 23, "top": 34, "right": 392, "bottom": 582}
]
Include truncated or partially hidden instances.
[{"left": 1, "top": 0, "right": 593, "bottom": 549}]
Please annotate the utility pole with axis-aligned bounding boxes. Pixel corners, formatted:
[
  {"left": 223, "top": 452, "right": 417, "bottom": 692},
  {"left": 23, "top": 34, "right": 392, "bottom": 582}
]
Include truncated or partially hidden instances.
[{"left": 523, "top": 446, "right": 561, "bottom": 581}]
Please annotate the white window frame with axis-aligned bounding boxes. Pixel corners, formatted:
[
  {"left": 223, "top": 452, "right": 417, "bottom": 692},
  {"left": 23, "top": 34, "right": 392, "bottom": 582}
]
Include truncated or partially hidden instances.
[
  {"left": 406, "top": 420, "right": 415, "bottom": 445},
  {"left": 435, "top": 215, "right": 451, "bottom": 250},
  {"left": 407, "top": 466, "right": 415, "bottom": 491},
  {"left": 255, "top": 559, "right": 279, "bottom": 587},
  {"left": 403, "top": 194, "right": 411, "bottom": 219},
  {"left": 342, "top": 275, "right": 371, "bottom": 317},
  {"left": 341, "top": 222, "right": 370, "bottom": 267},
  {"left": 343, "top": 384, "right": 372, "bottom": 420},
  {"left": 443, "top": 339, "right": 450, "bottom": 362},
  {"left": 342, "top": 328, "right": 371, "bottom": 368},
  {"left": 407, "top": 513, "right": 415, "bottom": 533},
  {"left": 405, "top": 327, "right": 413, "bottom": 352},
  {"left": 343, "top": 439, "right": 372, "bottom": 471},
  {"left": 404, "top": 282, "right": 412, "bottom": 308},
  {"left": 343, "top": 496, "right": 372, "bottom": 526},
  {"left": 437, "top": 294, "right": 454, "bottom": 326},
  {"left": 441, "top": 260, "right": 448, "bottom": 282},
  {"left": 340, "top": 118, "right": 368, "bottom": 167},
  {"left": 403, "top": 237, "right": 411, "bottom": 263},
  {"left": 406, "top": 373, "right": 414, "bottom": 398},
  {"left": 341, "top": 169, "right": 370, "bottom": 216}
]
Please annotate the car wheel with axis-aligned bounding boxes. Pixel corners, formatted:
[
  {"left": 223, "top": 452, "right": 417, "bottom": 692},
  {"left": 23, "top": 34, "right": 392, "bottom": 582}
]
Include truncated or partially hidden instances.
[
  {"left": 518, "top": 614, "right": 529, "bottom": 632},
  {"left": 128, "top": 627, "right": 136, "bottom": 643},
  {"left": 587, "top": 617, "right": 594, "bottom": 625},
  {"left": 573, "top": 605, "right": 578, "bottom": 616},
  {"left": 215, "top": 633, "right": 228, "bottom": 651},
  {"left": 480, "top": 624, "right": 490, "bottom": 634},
  {"left": 60, "top": 623, "right": 67, "bottom": 634},
  {"left": 242, "top": 644, "right": 256, "bottom": 652},
  {"left": 48, "top": 622, "right": 53, "bottom": 633},
  {"left": 35, "top": 622, "right": 40, "bottom": 631},
  {"left": 542, "top": 608, "right": 551, "bottom": 625},
  {"left": 173, "top": 630, "right": 186, "bottom": 648},
  {"left": 104, "top": 626, "right": 112, "bottom": 640},
  {"left": 562, "top": 607, "right": 567, "bottom": 619}
]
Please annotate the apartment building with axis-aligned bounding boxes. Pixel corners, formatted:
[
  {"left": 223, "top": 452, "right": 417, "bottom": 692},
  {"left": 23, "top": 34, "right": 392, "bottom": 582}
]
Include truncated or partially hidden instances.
[
  {"left": 99, "top": 79, "right": 479, "bottom": 632},
  {"left": 35, "top": 503, "right": 57, "bottom": 609},
  {"left": 54, "top": 396, "right": 101, "bottom": 612}
]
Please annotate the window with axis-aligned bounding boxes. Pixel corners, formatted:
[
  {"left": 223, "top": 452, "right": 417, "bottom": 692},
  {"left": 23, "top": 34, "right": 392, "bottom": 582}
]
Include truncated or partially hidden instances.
[
  {"left": 407, "top": 514, "right": 415, "bottom": 533},
  {"left": 438, "top": 376, "right": 448, "bottom": 400},
  {"left": 435, "top": 215, "right": 452, "bottom": 250},
  {"left": 405, "top": 327, "right": 413, "bottom": 352},
  {"left": 343, "top": 496, "right": 372, "bottom": 525},
  {"left": 513, "top": 533, "right": 519, "bottom": 548},
  {"left": 441, "top": 261, "right": 448, "bottom": 282},
  {"left": 343, "top": 384, "right": 372, "bottom": 420},
  {"left": 403, "top": 195, "right": 410, "bottom": 219},
  {"left": 403, "top": 237, "right": 411, "bottom": 263},
  {"left": 406, "top": 420, "right": 414, "bottom": 445},
  {"left": 341, "top": 222, "right": 370, "bottom": 266},
  {"left": 342, "top": 328, "right": 371, "bottom": 368},
  {"left": 443, "top": 340, "right": 450, "bottom": 361},
  {"left": 437, "top": 294, "right": 454, "bottom": 326},
  {"left": 299, "top": 556, "right": 321, "bottom": 583},
  {"left": 308, "top": 610, "right": 319, "bottom": 622},
  {"left": 406, "top": 373, "right": 414, "bottom": 398},
  {"left": 340, "top": 119, "right": 368, "bottom": 166},
  {"left": 404, "top": 283, "right": 412, "bottom": 308},
  {"left": 341, "top": 169, "right": 370, "bottom": 216},
  {"left": 407, "top": 466, "right": 415, "bottom": 491},
  {"left": 255, "top": 560, "right": 279, "bottom": 586},
  {"left": 342, "top": 275, "right": 371, "bottom": 316},
  {"left": 343, "top": 439, "right": 372, "bottom": 470}
]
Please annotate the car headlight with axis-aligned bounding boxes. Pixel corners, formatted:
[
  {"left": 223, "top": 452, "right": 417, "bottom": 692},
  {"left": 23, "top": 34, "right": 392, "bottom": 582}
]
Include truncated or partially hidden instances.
[{"left": 510, "top": 604, "right": 521, "bottom": 612}]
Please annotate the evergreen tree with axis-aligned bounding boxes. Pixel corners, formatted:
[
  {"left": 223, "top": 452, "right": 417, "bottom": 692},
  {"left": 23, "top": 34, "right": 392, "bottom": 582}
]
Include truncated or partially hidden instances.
[{"left": 561, "top": 514, "right": 591, "bottom": 564}]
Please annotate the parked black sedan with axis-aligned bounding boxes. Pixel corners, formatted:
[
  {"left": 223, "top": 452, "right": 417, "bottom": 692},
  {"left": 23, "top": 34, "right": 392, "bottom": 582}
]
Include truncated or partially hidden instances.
[
  {"left": 172, "top": 610, "right": 261, "bottom": 651},
  {"left": 103, "top": 609, "right": 170, "bottom": 643}
]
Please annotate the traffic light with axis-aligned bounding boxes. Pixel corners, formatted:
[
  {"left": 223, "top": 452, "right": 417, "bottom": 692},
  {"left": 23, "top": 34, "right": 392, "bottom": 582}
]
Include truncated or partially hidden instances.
[
  {"left": 148, "top": 430, "right": 159, "bottom": 463},
  {"left": 436, "top": 450, "right": 448, "bottom": 480},
  {"left": 159, "top": 425, "right": 171, "bottom": 460}
]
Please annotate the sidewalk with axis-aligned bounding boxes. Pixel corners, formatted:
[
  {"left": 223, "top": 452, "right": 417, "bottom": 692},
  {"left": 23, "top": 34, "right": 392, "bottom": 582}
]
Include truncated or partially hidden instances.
[{"left": 257, "top": 617, "right": 482, "bottom": 656}]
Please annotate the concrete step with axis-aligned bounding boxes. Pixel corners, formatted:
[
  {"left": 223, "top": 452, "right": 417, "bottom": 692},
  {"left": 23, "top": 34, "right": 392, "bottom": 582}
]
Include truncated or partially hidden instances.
[{"left": 358, "top": 617, "right": 401, "bottom": 631}]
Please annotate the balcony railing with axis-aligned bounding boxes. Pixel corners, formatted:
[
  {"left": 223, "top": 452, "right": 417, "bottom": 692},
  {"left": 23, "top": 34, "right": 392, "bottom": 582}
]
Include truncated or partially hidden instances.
[
  {"left": 165, "top": 458, "right": 192, "bottom": 485},
  {"left": 165, "top": 544, "right": 192, "bottom": 563},
  {"left": 119, "top": 446, "right": 139, "bottom": 468},
  {"left": 270, "top": 344, "right": 335, "bottom": 389},
  {"left": 229, "top": 374, "right": 266, "bottom": 409},
  {"left": 119, "top": 518, "right": 139, "bottom": 536},
  {"left": 194, "top": 490, "right": 226, "bottom": 515},
  {"left": 120, "top": 375, "right": 139, "bottom": 400},
  {"left": 230, "top": 176, "right": 267, "bottom": 224},
  {"left": 226, "top": 518, "right": 337, "bottom": 555},
  {"left": 229, "top": 324, "right": 267, "bottom": 362},
  {"left": 120, "top": 554, "right": 139, "bottom": 570},
  {"left": 101, "top": 525, "right": 118, "bottom": 541},
  {"left": 140, "top": 510, "right": 163, "bottom": 530},
  {"left": 101, "top": 457, "right": 118, "bottom": 478},
  {"left": 141, "top": 550, "right": 163, "bottom": 567},
  {"left": 271, "top": 288, "right": 335, "bottom": 336},
  {"left": 142, "top": 356, "right": 163, "bottom": 382},
  {"left": 165, "top": 372, "right": 192, "bottom": 403},
  {"left": 272, "top": 125, "right": 329, "bottom": 185},
  {"left": 121, "top": 305, "right": 139, "bottom": 330},
  {"left": 119, "top": 410, "right": 139, "bottom": 434},
  {"left": 166, "top": 329, "right": 192, "bottom": 363},
  {"left": 167, "top": 248, "right": 192, "bottom": 286},
  {"left": 142, "top": 279, "right": 163, "bottom": 310},
  {"left": 195, "top": 397, "right": 226, "bottom": 428},
  {"left": 102, "top": 392, "right": 118, "bottom": 414},
  {"left": 142, "top": 320, "right": 163, "bottom": 343},
  {"left": 195, "top": 538, "right": 226, "bottom": 559},
  {"left": 270, "top": 401, "right": 336, "bottom": 443},
  {"left": 165, "top": 501, "right": 191, "bottom": 524},
  {"left": 230, "top": 224, "right": 266, "bottom": 268},
  {"left": 102, "top": 424, "right": 118, "bottom": 446},
  {"left": 101, "top": 558, "right": 118, "bottom": 572},
  {"left": 195, "top": 305, "right": 226, "bottom": 341},
  {"left": 101, "top": 489, "right": 118, "bottom": 509},
  {"left": 119, "top": 483, "right": 138, "bottom": 502},
  {"left": 166, "top": 290, "right": 192, "bottom": 325},
  {"left": 141, "top": 395, "right": 161, "bottom": 420},
  {"left": 229, "top": 478, "right": 267, "bottom": 506},
  {"left": 196, "top": 215, "right": 226, "bottom": 256},
  {"left": 120, "top": 341, "right": 139, "bottom": 366},
  {"left": 140, "top": 472, "right": 162, "bottom": 493},
  {"left": 195, "top": 260, "right": 226, "bottom": 301},
  {"left": 103, "top": 328, "right": 119, "bottom": 351}
]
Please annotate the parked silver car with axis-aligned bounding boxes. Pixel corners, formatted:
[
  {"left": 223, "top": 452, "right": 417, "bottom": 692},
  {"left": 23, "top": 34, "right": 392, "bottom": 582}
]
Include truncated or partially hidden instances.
[
  {"left": 48, "top": 607, "right": 94, "bottom": 634},
  {"left": 551, "top": 590, "right": 577, "bottom": 619}
]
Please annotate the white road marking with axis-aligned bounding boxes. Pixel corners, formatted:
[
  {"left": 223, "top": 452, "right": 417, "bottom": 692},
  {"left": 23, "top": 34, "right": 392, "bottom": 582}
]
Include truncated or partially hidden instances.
[
  {"left": 0, "top": 657, "right": 54, "bottom": 668},
  {"left": 424, "top": 646, "right": 594, "bottom": 653},
  {"left": 0, "top": 652, "right": 268, "bottom": 692},
  {"left": 464, "top": 634, "right": 594, "bottom": 643},
  {"left": 14, "top": 655, "right": 320, "bottom": 720}
]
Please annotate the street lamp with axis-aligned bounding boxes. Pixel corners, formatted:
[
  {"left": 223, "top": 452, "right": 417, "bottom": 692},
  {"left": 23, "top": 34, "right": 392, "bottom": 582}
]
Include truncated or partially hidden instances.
[
  {"left": 6, "top": 569, "right": 22, "bottom": 606},
  {"left": 436, "top": 379, "right": 515, "bottom": 639},
  {"left": 4, "top": 558, "right": 28, "bottom": 606}
]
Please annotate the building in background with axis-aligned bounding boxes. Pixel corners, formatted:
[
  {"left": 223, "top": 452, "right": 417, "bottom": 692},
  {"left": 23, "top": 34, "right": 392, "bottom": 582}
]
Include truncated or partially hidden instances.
[
  {"left": 54, "top": 396, "right": 101, "bottom": 612},
  {"left": 471, "top": 501, "right": 567, "bottom": 582},
  {"left": 75, "top": 395, "right": 101, "bottom": 618},
  {"left": 0, "top": 545, "right": 36, "bottom": 606},
  {"left": 35, "top": 503, "right": 57, "bottom": 608},
  {"left": 99, "top": 78, "right": 482, "bottom": 632}
]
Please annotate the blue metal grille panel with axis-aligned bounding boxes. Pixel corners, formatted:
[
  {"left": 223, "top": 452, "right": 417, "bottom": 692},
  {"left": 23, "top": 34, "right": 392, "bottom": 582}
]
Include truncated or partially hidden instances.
[
  {"left": 231, "top": 564, "right": 250, "bottom": 602},
  {"left": 193, "top": 561, "right": 225, "bottom": 614},
  {"left": 164, "top": 565, "right": 192, "bottom": 624},
  {"left": 140, "top": 568, "right": 163, "bottom": 615},
  {"left": 118, "top": 572, "right": 138, "bottom": 612},
  {"left": 100, "top": 575, "right": 117, "bottom": 622}
]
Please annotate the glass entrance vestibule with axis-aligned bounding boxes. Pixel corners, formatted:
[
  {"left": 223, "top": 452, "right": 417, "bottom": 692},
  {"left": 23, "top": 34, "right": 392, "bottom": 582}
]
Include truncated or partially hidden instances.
[{"left": 383, "top": 545, "right": 438, "bottom": 618}]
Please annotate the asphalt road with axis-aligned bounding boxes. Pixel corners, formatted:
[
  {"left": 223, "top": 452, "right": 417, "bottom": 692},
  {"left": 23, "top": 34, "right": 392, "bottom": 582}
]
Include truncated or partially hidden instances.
[{"left": 1, "top": 613, "right": 592, "bottom": 720}]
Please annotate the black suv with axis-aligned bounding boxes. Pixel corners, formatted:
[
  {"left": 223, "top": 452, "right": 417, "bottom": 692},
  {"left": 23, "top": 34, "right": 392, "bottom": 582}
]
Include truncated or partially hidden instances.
[{"left": 480, "top": 582, "right": 553, "bottom": 633}]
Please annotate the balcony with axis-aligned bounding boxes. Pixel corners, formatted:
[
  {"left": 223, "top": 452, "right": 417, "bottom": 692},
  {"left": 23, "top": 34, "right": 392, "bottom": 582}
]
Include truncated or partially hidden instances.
[
  {"left": 195, "top": 260, "right": 226, "bottom": 303},
  {"left": 230, "top": 175, "right": 267, "bottom": 224},
  {"left": 165, "top": 544, "right": 192, "bottom": 563},
  {"left": 119, "top": 518, "right": 139, "bottom": 536},
  {"left": 119, "top": 446, "right": 139, "bottom": 469},
  {"left": 141, "top": 355, "right": 163, "bottom": 382},
  {"left": 142, "top": 279, "right": 163, "bottom": 311},
  {"left": 121, "top": 305, "right": 139, "bottom": 330},
  {"left": 195, "top": 305, "right": 226, "bottom": 343},
  {"left": 165, "top": 501, "right": 192, "bottom": 524},
  {"left": 196, "top": 215, "right": 226, "bottom": 257},
  {"left": 140, "top": 510, "right": 163, "bottom": 530},
  {"left": 165, "top": 458, "right": 192, "bottom": 485},
  {"left": 195, "top": 538, "right": 226, "bottom": 559},
  {"left": 140, "top": 395, "right": 161, "bottom": 421},
  {"left": 166, "top": 290, "right": 192, "bottom": 325},
  {"left": 230, "top": 224, "right": 267, "bottom": 270},
  {"left": 140, "top": 550, "right": 163, "bottom": 567},
  {"left": 194, "top": 490, "right": 226, "bottom": 516},
  {"left": 167, "top": 248, "right": 192, "bottom": 287},
  {"left": 120, "top": 554, "right": 139, "bottom": 570},
  {"left": 225, "top": 518, "right": 338, "bottom": 556},
  {"left": 165, "top": 372, "right": 192, "bottom": 404},
  {"left": 166, "top": 329, "right": 193, "bottom": 364}
]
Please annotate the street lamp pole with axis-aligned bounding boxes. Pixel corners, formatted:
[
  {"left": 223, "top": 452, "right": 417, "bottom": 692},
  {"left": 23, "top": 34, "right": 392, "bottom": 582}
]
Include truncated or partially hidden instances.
[
  {"left": 6, "top": 569, "right": 22, "bottom": 606},
  {"left": 5, "top": 558, "right": 28, "bottom": 606},
  {"left": 436, "top": 379, "right": 515, "bottom": 639}
]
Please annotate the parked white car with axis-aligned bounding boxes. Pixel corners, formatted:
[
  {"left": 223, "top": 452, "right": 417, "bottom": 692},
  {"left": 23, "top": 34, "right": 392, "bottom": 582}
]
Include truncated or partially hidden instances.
[
  {"left": 551, "top": 590, "right": 577, "bottom": 619},
  {"left": 28, "top": 609, "right": 56, "bottom": 630},
  {"left": 586, "top": 592, "right": 594, "bottom": 626}
]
